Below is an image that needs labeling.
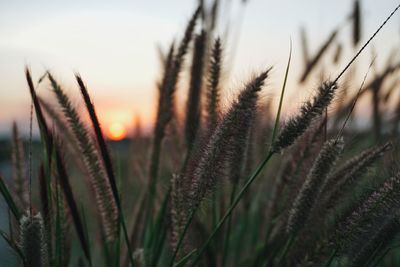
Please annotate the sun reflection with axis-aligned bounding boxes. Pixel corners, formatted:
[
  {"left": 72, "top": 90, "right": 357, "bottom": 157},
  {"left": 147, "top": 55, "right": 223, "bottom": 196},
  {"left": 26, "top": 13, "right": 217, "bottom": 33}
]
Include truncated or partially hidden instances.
[{"left": 108, "top": 122, "right": 127, "bottom": 141}]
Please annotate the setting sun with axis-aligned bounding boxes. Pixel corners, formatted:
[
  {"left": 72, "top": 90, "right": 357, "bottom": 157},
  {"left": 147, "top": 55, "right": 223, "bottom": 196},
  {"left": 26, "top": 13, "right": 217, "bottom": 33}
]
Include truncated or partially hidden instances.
[{"left": 108, "top": 122, "right": 127, "bottom": 140}]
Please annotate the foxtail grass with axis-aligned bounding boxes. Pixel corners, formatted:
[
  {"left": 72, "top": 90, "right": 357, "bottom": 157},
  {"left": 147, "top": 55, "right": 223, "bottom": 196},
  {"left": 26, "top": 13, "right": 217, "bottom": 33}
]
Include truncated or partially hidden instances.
[
  {"left": 11, "top": 122, "right": 28, "bottom": 209},
  {"left": 286, "top": 138, "right": 344, "bottom": 235},
  {"left": 320, "top": 142, "right": 392, "bottom": 210},
  {"left": 336, "top": 173, "right": 400, "bottom": 252},
  {"left": 348, "top": 215, "right": 399, "bottom": 267},
  {"left": 184, "top": 31, "right": 206, "bottom": 152},
  {"left": 19, "top": 212, "right": 49, "bottom": 267},
  {"left": 272, "top": 81, "right": 337, "bottom": 153},
  {"left": 170, "top": 69, "right": 271, "bottom": 266},
  {"left": 205, "top": 37, "right": 222, "bottom": 131},
  {"left": 48, "top": 73, "right": 118, "bottom": 243},
  {"left": 76, "top": 73, "right": 135, "bottom": 265},
  {"left": 147, "top": 6, "right": 202, "bottom": 230}
]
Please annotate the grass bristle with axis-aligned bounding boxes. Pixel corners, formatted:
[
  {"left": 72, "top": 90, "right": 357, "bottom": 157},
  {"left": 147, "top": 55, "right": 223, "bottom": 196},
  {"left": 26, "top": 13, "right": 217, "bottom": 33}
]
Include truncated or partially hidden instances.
[
  {"left": 19, "top": 212, "right": 49, "bottom": 267},
  {"left": 185, "top": 68, "right": 271, "bottom": 211},
  {"left": 185, "top": 30, "right": 207, "bottom": 151},
  {"left": 272, "top": 81, "right": 337, "bottom": 153},
  {"left": 286, "top": 138, "right": 344, "bottom": 235},
  {"left": 11, "top": 122, "right": 28, "bottom": 209},
  {"left": 48, "top": 72, "right": 118, "bottom": 243}
]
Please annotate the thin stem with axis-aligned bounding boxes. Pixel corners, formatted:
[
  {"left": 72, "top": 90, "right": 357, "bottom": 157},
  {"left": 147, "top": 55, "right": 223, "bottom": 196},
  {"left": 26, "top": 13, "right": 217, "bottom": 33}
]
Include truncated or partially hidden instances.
[
  {"left": 333, "top": 2, "right": 400, "bottom": 84},
  {"left": 335, "top": 58, "right": 375, "bottom": 142},
  {"left": 29, "top": 100, "right": 33, "bottom": 216},
  {"left": 270, "top": 41, "right": 292, "bottom": 144},
  {"left": 119, "top": 211, "right": 134, "bottom": 266}
]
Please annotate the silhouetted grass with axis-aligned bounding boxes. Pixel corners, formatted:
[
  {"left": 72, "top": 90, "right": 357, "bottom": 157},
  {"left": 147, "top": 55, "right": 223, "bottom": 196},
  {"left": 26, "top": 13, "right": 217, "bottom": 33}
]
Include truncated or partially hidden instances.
[{"left": 0, "top": 2, "right": 400, "bottom": 267}]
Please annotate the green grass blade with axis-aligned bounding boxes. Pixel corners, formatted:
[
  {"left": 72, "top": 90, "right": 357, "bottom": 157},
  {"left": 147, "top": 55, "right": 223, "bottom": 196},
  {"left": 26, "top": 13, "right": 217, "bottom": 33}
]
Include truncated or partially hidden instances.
[
  {"left": 149, "top": 189, "right": 170, "bottom": 267},
  {"left": 0, "top": 175, "right": 21, "bottom": 220},
  {"left": 55, "top": 181, "right": 63, "bottom": 267},
  {"left": 270, "top": 40, "right": 292, "bottom": 146}
]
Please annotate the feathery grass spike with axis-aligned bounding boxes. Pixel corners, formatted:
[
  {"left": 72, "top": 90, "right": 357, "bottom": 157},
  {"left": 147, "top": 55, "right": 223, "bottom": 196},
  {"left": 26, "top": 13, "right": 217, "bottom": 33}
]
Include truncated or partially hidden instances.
[
  {"left": 206, "top": 37, "right": 222, "bottom": 130},
  {"left": 185, "top": 30, "right": 206, "bottom": 151},
  {"left": 272, "top": 81, "right": 337, "bottom": 153},
  {"left": 48, "top": 72, "right": 118, "bottom": 242},
  {"left": 322, "top": 142, "right": 392, "bottom": 208},
  {"left": 11, "top": 122, "right": 28, "bottom": 208},
  {"left": 76, "top": 73, "right": 134, "bottom": 265},
  {"left": 286, "top": 138, "right": 344, "bottom": 235},
  {"left": 337, "top": 173, "right": 400, "bottom": 249},
  {"left": 19, "top": 212, "right": 49, "bottom": 267},
  {"left": 187, "top": 68, "right": 271, "bottom": 211}
]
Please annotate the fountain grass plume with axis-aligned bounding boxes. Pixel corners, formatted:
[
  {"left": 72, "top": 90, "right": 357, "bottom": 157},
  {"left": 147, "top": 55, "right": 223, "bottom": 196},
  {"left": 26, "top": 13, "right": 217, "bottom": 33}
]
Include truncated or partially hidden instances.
[
  {"left": 19, "top": 212, "right": 49, "bottom": 267},
  {"left": 47, "top": 72, "right": 118, "bottom": 243},
  {"left": 336, "top": 173, "right": 400, "bottom": 251},
  {"left": 156, "top": 6, "right": 201, "bottom": 138},
  {"left": 205, "top": 37, "right": 222, "bottom": 131},
  {"left": 148, "top": 6, "right": 201, "bottom": 224},
  {"left": 169, "top": 69, "right": 271, "bottom": 266},
  {"left": 11, "top": 122, "right": 28, "bottom": 209},
  {"left": 349, "top": 216, "right": 399, "bottom": 267},
  {"left": 321, "top": 142, "right": 392, "bottom": 209},
  {"left": 286, "top": 138, "right": 344, "bottom": 235},
  {"left": 185, "top": 30, "right": 207, "bottom": 151},
  {"left": 186, "top": 68, "right": 271, "bottom": 212},
  {"left": 272, "top": 81, "right": 337, "bottom": 154}
]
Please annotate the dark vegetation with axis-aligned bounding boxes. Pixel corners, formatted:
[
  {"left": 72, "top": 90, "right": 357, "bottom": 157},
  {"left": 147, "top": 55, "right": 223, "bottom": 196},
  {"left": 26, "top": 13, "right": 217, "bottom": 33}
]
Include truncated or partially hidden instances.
[{"left": 1, "top": 0, "right": 400, "bottom": 266}]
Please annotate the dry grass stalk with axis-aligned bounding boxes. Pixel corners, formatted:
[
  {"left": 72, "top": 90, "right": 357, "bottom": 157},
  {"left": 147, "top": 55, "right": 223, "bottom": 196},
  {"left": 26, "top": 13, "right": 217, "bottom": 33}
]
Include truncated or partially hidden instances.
[
  {"left": 148, "top": 7, "right": 201, "bottom": 215},
  {"left": 155, "top": 6, "right": 201, "bottom": 140},
  {"left": 299, "top": 30, "right": 338, "bottom": 82},
  {"left": 185, "top": 30, "right": 207, "bottom": 151},
  {"left": 348, "top": 215, "right": 399, "bottom": 267},
  {"left": 48, "top": 73, "right": 118, "bottom": 242},
  {"left": 352, "top": 0, "right": 361, "bottom": 47},
  {"left": 205, "top": 37, "right": 222, "bottom": 131},
  {"left": 11, "top": 122, "right": 28, "bottom": 209}
]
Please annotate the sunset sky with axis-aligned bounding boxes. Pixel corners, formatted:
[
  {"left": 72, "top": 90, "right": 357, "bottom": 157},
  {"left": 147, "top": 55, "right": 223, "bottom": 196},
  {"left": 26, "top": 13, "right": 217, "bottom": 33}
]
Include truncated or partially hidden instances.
[{"left": 0, "top": 0, "right": 399, "bottom": 138}]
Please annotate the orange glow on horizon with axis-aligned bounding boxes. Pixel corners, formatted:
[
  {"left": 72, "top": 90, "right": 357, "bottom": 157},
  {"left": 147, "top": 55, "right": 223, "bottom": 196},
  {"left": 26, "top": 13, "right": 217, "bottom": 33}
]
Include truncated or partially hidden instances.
[{"left": 108, "top": 122, "right": 127, "bottom": 140}]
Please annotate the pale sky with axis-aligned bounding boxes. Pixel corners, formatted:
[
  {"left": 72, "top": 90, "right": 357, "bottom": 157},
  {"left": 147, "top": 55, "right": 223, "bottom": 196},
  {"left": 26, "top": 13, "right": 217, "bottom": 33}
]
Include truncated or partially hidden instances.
[{"left": 0, "top": 0, "right": 399, "bottom": 137}]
